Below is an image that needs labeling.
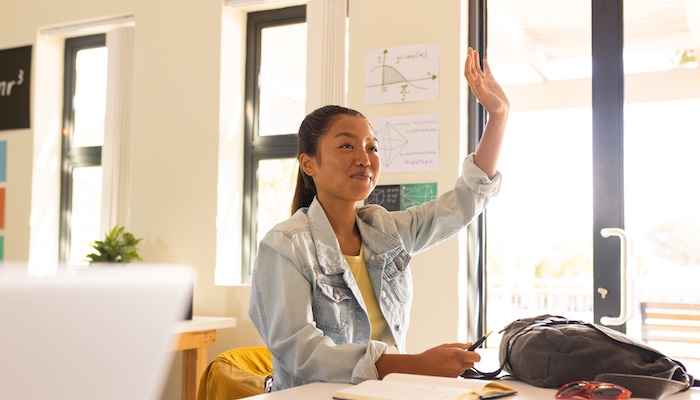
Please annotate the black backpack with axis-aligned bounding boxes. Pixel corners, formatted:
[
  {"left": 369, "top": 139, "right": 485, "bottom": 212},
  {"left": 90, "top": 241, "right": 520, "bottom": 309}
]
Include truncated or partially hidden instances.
[{"left": 465, "top": 315, "right": 697, "bottom": 399}]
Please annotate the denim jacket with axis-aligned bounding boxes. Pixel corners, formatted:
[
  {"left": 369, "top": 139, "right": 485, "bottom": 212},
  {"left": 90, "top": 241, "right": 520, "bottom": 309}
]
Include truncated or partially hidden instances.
[{"left": 248, "top": 154, "right": 501, "bottom": 391}]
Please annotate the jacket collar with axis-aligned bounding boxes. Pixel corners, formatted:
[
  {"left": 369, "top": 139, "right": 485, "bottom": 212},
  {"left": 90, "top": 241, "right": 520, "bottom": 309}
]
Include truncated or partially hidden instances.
[{"left": 306, "top": 198, "right": 403, "bottom": 275}]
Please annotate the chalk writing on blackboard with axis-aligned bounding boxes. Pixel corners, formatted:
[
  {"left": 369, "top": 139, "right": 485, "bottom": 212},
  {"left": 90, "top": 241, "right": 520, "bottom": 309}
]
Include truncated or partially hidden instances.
[
  {"left": 401, "top": 183, "right": 437, "bottom": 209},
  {"left": 0, "top": 69, "right": 24, "bottom": 97},
  {"left": 367, "top": 185, "right": 401, "bottom": 211},
  {"left": 0, "top": 45, "right": 32, "bottom": 130},
  {"left": 366, "top": 183, "right": 437, "bottom": 211}
]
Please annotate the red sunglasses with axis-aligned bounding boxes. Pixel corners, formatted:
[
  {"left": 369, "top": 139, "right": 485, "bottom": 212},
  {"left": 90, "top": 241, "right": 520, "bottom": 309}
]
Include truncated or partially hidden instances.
[{"left": 556, "top": 381, "right": 632, "bottom": 400}]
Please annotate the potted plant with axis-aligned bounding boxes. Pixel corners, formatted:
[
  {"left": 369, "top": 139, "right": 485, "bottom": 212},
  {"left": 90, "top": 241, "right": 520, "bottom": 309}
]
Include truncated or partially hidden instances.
[{"left": 86, "top": 225, "right": 143, "bottom": 263}]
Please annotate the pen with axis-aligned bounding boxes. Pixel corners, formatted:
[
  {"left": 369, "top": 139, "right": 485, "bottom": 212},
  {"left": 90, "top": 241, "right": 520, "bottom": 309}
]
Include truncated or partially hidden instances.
[{"left": 467, "top": 330, "right": 493, "bottom": 351}]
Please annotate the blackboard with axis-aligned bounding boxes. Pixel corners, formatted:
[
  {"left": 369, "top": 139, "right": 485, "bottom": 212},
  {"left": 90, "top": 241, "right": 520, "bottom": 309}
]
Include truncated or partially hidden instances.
[
  {"left": 0, "top": 45, "right": 32, "bottom": 130},
  {"left": 367, "top": 184, "right": 401, "bottom": 211},
  {"left": 366, "top": 182, "right": 437, "bottom": 211}
]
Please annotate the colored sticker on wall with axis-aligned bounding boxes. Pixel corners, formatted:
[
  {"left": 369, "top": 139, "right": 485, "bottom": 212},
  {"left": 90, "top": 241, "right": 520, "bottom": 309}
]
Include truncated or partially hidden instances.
[
  {"left": 366, "top": 182, "right": 438, "bottom": 211},
  {"left": 0, "top": 236, "right": 3, "bottom": 261},
  {"left": 0, "top": 187, "right": 4, "bottom": 229},
  {"left": 0, "top": 140, "right": 6, "bottom": 182}
]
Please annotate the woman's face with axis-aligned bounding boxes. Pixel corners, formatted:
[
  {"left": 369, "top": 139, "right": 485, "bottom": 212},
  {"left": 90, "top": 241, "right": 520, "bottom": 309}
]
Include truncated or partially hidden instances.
[{"left": 301, "top": 115, "right": 380, "bottom": 206}]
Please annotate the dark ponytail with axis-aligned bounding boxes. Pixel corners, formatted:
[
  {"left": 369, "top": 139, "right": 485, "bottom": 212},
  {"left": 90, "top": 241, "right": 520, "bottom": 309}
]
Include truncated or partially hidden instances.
[{"left": 291, "top": 105, "right": 367, "bottom": 214}]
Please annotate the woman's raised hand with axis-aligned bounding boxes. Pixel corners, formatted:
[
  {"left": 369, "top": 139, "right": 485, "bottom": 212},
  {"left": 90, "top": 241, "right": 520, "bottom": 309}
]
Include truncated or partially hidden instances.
[{"left": 464, "top": 47, "right": 509, "bottom": 117}]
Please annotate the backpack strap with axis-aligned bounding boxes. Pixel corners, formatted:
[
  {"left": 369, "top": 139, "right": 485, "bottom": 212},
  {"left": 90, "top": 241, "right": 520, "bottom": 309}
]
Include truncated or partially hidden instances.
[{"left": 460, "top": 315, "right": 566, "bottom": 380}]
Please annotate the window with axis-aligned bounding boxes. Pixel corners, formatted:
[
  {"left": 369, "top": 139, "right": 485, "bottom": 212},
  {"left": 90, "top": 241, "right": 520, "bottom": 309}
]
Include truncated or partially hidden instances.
[
  {"left": 59, "top": 34, "right": 107, "bottom": 264},
  {"left": 242, "top": 5, "right": 307, "bottom": 281}
]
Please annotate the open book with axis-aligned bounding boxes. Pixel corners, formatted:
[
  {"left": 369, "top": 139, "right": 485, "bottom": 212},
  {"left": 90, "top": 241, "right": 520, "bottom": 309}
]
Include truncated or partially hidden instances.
[{"left": 333, "top": 373, "right": 517, "bottom": 400}]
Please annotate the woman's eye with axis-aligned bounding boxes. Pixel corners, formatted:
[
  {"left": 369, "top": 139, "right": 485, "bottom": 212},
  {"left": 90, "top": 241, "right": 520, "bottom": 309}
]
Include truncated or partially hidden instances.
[{"left": 340, "top": 143, "right": 353, "bottom": 149}]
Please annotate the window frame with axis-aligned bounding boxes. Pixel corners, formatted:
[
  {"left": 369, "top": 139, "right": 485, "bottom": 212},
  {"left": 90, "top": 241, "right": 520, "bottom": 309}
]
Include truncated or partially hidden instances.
[
  {"left": 242, "top": 5, "right": 306, "bottom": 281},
  {"left": 59, "top": 34, "right": 106, "bottom": 264}
]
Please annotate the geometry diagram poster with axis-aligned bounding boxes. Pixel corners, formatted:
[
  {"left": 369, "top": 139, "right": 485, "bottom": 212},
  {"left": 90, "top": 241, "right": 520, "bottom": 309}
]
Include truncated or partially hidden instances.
[
  {"left": 365, "top": 43, "right": 439, "bottom": 105},
  {"left": 370, "top": 114, "right": 439, "bottom": 174}
]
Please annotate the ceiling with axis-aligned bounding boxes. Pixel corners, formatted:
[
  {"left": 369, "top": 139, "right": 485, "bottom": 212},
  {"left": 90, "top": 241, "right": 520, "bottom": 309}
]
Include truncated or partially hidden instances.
[{"left": 488, "top": 0, "right": 700, "bottom": 83}]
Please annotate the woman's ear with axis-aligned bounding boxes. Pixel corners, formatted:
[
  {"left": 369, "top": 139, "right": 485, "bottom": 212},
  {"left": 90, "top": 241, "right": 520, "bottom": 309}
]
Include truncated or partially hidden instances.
[{"left": 299, "top": 153, "right": 316, "bottom": 176}]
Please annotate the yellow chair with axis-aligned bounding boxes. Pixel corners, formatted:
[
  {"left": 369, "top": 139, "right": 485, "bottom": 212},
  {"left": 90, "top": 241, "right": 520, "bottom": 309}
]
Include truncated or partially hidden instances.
[{"left": 197, "top": 346, "right": 273, "bottom": 400}]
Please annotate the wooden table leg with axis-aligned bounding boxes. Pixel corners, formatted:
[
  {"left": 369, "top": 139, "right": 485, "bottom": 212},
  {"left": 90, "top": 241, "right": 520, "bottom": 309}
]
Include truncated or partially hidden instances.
[
  {"left": 182, "top": 347, "right": 208, "bottom": 400},
  {"left": 175, "top": 329, "right": 217, "bottom": 400}
]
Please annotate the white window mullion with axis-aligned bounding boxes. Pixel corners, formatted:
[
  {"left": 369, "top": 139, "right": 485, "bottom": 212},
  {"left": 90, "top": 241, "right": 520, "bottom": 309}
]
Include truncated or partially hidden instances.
[
  {"left": 101, "top": 26, "right": 135, "bottom": 233},
  {"left": 306, "top": 0, "right": 347, "bottom": 110}
]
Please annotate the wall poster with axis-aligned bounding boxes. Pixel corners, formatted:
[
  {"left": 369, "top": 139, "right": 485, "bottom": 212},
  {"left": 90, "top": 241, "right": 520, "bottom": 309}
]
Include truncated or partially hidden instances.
[
  {"left": 365, "top": 43, "right": 439, "bottom": 105},
  {"left": 370, "top": 114, "right": 439, "bottom": 174},
  {"left": 0, "top": 45, "right": 32, "bottom": 130},
  {"left": 366, "top": 182, "right": 438, "bottom": 211}
]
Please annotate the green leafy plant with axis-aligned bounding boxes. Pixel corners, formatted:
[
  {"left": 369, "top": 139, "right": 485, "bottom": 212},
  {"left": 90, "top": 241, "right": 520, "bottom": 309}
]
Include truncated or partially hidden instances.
[{"left": 86, "top": 225, "right": 143, "bottom": 263}]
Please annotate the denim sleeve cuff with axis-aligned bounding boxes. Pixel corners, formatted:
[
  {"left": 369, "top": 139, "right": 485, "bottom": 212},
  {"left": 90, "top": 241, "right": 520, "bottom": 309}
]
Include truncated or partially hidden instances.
[
  {"left": 350, "top": 340, "right": 389, "bottom": 384},
  {"left": 461, "top": 153, "right": 502, "bottom": 198}
]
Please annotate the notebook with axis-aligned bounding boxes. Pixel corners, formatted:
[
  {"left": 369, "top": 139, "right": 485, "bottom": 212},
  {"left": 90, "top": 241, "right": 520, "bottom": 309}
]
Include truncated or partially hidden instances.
[
  {"left": 0, "top": 262, "right": 195, "bottom": 400},
  {"left": 333, "top": 372, "right": 517, "bottom": 400}
]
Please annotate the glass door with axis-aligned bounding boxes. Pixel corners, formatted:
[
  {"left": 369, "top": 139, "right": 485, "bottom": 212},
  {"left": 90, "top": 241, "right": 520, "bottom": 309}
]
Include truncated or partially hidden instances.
[
  {"left": 483, "top": 0, "right": 594, "bottom": 343},
  {"left": 482, "top": 0, "right": 700, "bottom": 360},
  {"left": 621, "top": 1, "right": 700, "bottom": 359}
]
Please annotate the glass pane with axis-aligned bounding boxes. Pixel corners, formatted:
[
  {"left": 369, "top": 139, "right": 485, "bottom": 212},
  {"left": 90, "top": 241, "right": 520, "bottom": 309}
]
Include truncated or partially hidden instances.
[
  {"left": 69, "top": 166, "right": 103, "bottom": 264},
  {"left": 485, "top": 0, "right": 593, "bottom": 348},
  {"left": 258, "top": 23, "right": 307, "bottom": 136},
  {"left": 73, "top": 47, "right": 108, "bottom": 147},
  {"left": 256, "top": 158, "right": 298, "bottom": 247},
  {"left": 623, "top": 0, "right": 700, "bottom": 359}
]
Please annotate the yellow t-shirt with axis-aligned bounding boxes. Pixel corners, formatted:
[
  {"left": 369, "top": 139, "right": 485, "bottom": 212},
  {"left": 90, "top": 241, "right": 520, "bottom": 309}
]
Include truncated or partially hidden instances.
[{"left": 344, "top": 246, "right": 391, "bottom": 343}]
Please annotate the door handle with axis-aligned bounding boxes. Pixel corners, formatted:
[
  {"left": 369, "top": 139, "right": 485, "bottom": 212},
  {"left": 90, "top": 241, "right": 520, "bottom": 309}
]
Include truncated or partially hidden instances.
[{"left": 599, "top": 228, "right": 636, "bottom": 326}]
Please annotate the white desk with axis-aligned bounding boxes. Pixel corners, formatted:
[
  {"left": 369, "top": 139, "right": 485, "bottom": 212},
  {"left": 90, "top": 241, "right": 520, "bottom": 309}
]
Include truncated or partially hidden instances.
[
  {"left": 244, "top": 380, "right": 700, "bottom": 400},
  {"left": 244, "top": 348, "right": 700, "bottom": 400},
  {"left": 171, "top": 316, "right": 237, "bottom": 400}
]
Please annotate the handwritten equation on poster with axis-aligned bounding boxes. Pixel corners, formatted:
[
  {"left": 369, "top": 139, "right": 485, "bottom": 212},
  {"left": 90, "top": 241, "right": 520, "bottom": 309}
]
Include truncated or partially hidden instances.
[
  {"left": 365, "top": 43, "right": 439, "bottom": 104},
  {"left": 370, "top": 114, "right": 438, "bottom": 174},
  {"left": 366, "top": 183, "right": 438, "bottom": 211}
]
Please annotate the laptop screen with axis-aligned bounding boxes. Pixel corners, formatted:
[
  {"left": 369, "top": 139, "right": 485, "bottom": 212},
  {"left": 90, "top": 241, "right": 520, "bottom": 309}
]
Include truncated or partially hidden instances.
[{"left": 0, "top": 262, "right": 195, "bottom": 400}]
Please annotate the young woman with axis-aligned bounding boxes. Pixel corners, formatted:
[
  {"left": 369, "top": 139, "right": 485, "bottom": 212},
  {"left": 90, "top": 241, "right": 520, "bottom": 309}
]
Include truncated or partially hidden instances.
[{"left": 249, "top": 47, "right": 509, "bottom": 391}]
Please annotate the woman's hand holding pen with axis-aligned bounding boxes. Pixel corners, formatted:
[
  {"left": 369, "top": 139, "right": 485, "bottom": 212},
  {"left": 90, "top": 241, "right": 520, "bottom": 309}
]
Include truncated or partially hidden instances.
[
  {"left": 417, "top": 343, "right": 482, "bottom": 377},
  {"left": 376, "top": 342, "right": 481, "bottom": 379}
]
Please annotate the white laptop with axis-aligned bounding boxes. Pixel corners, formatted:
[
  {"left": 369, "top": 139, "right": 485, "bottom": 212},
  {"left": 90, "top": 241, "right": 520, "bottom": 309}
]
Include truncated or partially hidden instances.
[{"left": 0, "top": 262, "right": 195, "bottom": 400}]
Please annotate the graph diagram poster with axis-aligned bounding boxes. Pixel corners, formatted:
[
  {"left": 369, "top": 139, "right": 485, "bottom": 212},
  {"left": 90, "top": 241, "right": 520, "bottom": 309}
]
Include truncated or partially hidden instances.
[
  {"left": 366, "top": 183, "right": 437, "bottom": 211},
  {"left": 370, "top": 114, "right": 438, "bottom": 174},
  {"left": 365, "top": 43, "right": 439, "bottom": 104}
]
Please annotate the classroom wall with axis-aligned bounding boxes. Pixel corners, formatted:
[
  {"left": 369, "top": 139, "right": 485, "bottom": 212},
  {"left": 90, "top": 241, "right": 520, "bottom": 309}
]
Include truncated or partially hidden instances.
[
  {"left": 0, "top": 0, "right": 514, "bottom": 398},
  {"left": 347, "top": 0, "right": 470, "bottom": 352},
  {"left": 0, "top": 1, "right": 257, "bottom": 398},
  {"left": 9, "top": 0, "right": 695, "bottom": 397}
]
